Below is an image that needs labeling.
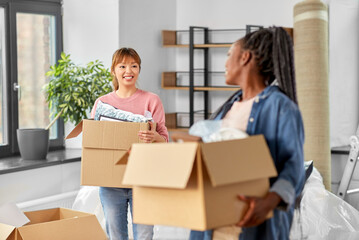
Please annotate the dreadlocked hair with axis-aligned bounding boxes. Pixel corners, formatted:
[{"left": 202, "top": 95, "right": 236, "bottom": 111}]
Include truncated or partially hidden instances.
[{"left": 239, "top": 26, "right": 297, "bottom": 104}]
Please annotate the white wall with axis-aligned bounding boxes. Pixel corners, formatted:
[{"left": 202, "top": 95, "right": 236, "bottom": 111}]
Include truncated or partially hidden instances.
[
  {"left": 62, "top": 0, "right": 119, "bottom": 67},
  {"left": 329, "top": 0, "right": 359, "bottom": 209},
  {"left": 118, "top": 0, "right": 177, "bottom": 113},
  {"left": 176, "top": 0, "right": 298, "bottom": 29},
  {"left": 62, "top": 0, "right": 120, "bottom": 148},
  {"left": 0, "top": 162, "right": 80, "bottom": 205},
  {"left": 329, "top": 0, "right": 359, "bottom": 147}
]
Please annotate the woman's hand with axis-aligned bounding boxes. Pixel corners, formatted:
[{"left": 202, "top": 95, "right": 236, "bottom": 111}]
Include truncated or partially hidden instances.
[
  {"left": 138, "top": 122, "right": 166, "bottom": 143},
  {"left": 236, "top": 192, "right": 281, "bottom": 228}
]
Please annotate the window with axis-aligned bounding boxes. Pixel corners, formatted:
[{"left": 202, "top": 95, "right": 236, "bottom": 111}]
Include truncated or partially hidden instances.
[
  {"left": 0, "top": 7, "right": 6, "bottom": 147},
  {"left": 0, "top": 0, "right": 63, "bottom": 157}
]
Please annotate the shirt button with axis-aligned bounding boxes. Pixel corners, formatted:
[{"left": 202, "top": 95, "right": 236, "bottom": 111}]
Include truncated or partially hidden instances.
[
  {"left": 255, "top": 97, "right": 259, "bottom": 103},
  {"left": 249, "top": 117, "right": 254, "bottom": 122}
]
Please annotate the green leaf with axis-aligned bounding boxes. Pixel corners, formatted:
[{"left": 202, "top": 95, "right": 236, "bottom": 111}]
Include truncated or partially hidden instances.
[
  {"left": 61, "top": 52, "right": 66, "bottom": 59},
  {"left": 43, "top": 53, "right": 113, "bottom": 125}
]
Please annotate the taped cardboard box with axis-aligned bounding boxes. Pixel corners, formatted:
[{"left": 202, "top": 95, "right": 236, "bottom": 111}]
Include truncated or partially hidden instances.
[
  {"left": 66, "top": 119, "right": 151, "bottom": 188},
  {"left": 123, "top": 135, "right": 277, "bottom": 231},
  {"left": 0, "top": 207, "right": 107, "bottom": 240}
]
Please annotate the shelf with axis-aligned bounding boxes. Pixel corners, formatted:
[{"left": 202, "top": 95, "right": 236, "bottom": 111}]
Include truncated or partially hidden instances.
[
  {"left": 161, "top": 72, "right": 240, "bottom": 91},
  {"left": 165, "top": 112, "right": 178, "bottom": 129},
  {"left": 167, "top": 128, "right": 189, "bottom": 132},
  {"left": 162, "top": 30, "right": 177, "bottom": 45},
  {"left": 165, "top": 112, "right": 211, "bottom": 130},
  {"left": 162, "top": 30, "right": 233, "bottom": 48},
  {"left": 162, "top": 86, "right": 240, "bottom": 91},
  {"left": 163, "top": 44, "right": 232, "bottom": 48}
]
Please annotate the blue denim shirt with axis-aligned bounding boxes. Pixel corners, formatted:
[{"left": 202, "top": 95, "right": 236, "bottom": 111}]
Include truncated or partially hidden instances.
[{"left": 213, "top": 85, "right": 305, "bottom": 240}]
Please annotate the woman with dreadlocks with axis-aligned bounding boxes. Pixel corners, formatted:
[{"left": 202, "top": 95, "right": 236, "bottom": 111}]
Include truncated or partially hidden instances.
[{"left": 190, "top": 27, "right": 305, "bottom": 240}]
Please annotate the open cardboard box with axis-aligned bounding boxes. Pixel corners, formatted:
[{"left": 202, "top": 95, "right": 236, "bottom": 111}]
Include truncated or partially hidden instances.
[
  {"left": 123, "top": 135, "right": 277, "bottom": 230},
  {"left": 0, "top": 207, "right": 106, "bottom": 240},
  {"left": 66, "top": 119, "right": 151, "bottom": 188}
]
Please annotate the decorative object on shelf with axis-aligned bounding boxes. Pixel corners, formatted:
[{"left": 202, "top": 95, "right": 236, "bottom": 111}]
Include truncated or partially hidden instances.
[
  {"left": 161, "top": 25, "right": 262, "bottom": 130},
  {"left": 16, "top": 53, "right": 112, "bottom": 160}
]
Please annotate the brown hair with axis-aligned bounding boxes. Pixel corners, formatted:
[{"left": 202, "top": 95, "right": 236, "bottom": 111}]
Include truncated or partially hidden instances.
[{"left": 111, "top": 48, "right": 142, "bottom": 90}]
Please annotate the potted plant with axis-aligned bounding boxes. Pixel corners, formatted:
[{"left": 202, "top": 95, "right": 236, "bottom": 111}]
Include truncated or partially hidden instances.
[{"left": 17, "top": 53, "right": 113, "bottom": 160}]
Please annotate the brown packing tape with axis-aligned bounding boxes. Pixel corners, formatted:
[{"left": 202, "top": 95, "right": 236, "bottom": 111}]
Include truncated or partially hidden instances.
[{"left": 294, "top": 0, "right": 331, "bottom": 190}]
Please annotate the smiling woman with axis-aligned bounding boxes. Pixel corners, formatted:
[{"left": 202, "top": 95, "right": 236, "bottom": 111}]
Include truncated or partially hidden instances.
[
  {"left": 90, "top": 47, "right": 169, "bottom": 240},
  {"left": 111, "top": 47, "right": 142, "bottom": 95}
]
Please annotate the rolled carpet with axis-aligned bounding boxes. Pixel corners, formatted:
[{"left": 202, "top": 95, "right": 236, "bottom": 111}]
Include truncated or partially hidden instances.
[{"left": 293, "top": 0, "right": 330, "bottom": 190}]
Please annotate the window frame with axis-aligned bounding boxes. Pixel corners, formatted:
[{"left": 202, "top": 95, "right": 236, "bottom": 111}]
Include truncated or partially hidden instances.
[{"left": 0, "top": 0, "right": 64, "bottom": 158}]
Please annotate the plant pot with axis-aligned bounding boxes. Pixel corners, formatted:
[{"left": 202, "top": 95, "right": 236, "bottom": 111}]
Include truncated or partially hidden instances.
[{"left": 17, "top": 128, "right": 49, "bottom": 160}]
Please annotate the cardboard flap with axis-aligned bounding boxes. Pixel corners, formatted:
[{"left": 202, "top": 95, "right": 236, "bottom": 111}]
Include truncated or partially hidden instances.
[
  {"left": 82, "top": 120, "right": 149, "bottom": 150},
  {"left": 201, "top": 135, "right": 277, "bottom": 187},
  {"left": 58, "top": 208, "right": 92, "bottom": 218},
  {"left": 0, "top": 202, "right": 30, "bottom": 227},
  {"left": 17, "top": 215, "right": 106, "bottom": 240},
  {"left": 122, "top": 143, "right": 198, "bottom": 188},
  {"left": 114, "top": 151, "right": 129, "bottom": 165},
  {"left": 65, "top": 120, "right": 83, "bottom": 139},
  {"left": 24, "top": 208, "right": 60, "bottom": 224},
  {"left": 0, "top": 223, "right": 15, "bottom": 239}
]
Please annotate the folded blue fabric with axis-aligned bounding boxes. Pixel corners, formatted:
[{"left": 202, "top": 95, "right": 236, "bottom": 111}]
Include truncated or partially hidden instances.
[{"left": 94, "top": 100, "right": 150, "bottom": 122}]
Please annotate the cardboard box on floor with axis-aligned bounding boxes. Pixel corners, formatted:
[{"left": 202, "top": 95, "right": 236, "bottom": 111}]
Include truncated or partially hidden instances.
[
  {"left": 123, "top": 135, "right": 277, "bottom": 231},
  {"left": 66, "top": 119, "right": 151, "bottom": 188},
  {"left": 0, "top": 207, "right": 107, "bottom": 240}
]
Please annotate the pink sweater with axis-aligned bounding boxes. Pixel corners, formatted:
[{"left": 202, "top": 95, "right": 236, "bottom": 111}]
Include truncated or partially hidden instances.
[{"left": 91, "top": 89, "right": 169, "bottom": 142}]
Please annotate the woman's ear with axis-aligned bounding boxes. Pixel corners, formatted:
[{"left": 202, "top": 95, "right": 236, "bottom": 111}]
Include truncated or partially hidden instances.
[{"left": 241, "top": 50, "right": 252, "bottom": 66}]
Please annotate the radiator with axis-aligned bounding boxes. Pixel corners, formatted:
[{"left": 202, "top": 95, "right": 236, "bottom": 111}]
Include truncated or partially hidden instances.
[{"left": 17, "top": 190, "right": 79, "bottom": 211}]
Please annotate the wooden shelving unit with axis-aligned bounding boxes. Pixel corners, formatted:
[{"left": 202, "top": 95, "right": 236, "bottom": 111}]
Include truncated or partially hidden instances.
[{"left": 162, "top": 25, "right": 262, "bottom": 130}]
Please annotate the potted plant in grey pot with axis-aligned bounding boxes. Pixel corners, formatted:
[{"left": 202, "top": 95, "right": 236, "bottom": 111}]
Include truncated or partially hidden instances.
[{"left": 17, "top": 53, "right": 112, "bottom": 160}]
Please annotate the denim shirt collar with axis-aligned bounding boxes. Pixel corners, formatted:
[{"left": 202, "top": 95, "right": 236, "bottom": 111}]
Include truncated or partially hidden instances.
[
  {"left": 212, "top": 85, "right": 280, "bottom": 120},
  {"left": 234, "top": 85, "right": 279, "bottom": 101}
]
